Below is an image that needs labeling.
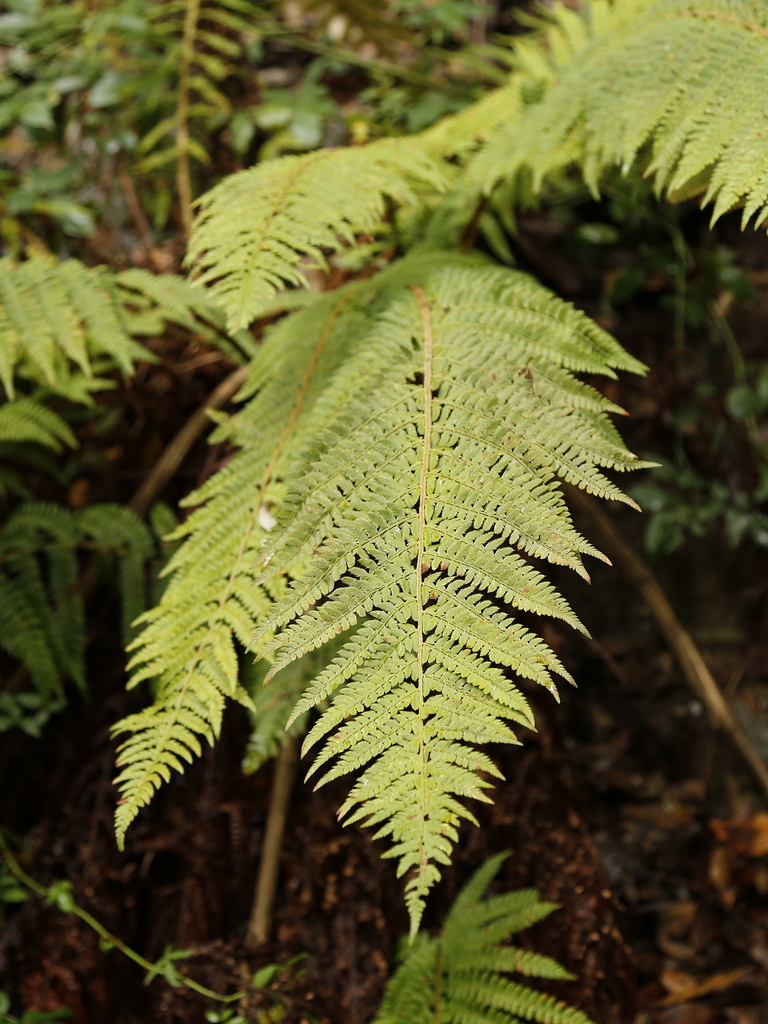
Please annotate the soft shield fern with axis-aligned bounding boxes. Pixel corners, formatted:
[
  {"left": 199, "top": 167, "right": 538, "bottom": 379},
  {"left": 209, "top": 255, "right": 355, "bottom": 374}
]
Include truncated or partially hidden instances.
[
  {"left": 255, "top": 258, "right": 645, "bottom": 932},
  {"left": 111, "top": 254, "right": 478, "bottom": 845},
  {"left": 375, "top": 852, "right": 591, "bottom": 1024}
]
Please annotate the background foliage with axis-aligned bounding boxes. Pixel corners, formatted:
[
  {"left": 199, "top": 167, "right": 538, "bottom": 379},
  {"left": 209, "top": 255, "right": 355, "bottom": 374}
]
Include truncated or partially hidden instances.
[{"left": 3, "top": 1, "right": 768, "bottom": 1022}]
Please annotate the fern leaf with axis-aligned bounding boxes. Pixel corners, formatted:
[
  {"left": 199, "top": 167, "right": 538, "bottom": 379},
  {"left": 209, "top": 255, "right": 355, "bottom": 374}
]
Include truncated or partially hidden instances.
[
  {"left": 110, "top": 254, "right": 487, "bottom": 844},
  {"left": 188, "top": 140, "right": 447, "bottom": 329},
  {"left": 116, "top": 267, "right": 258, "bottom": 363},
  {"left": 472, "top": 0, "right": 768, "bottom": 226},
  {"left": 255, "top": 259, "right": 645, "bottom": 932},
  {"left": 0, "top": 255, "right": 152, "bottom": 400},
  {"left": 111, "top": 285, "right": 377, "bottom": 845},
  {"left": 0, "top": 502, "right": 155, "bottom": 703},
  {"left": 0, "top": 398, "right": 76, "bottom": 451},
  {"left": 374, "top": 852, "right": 592, "bottom": 1024}
]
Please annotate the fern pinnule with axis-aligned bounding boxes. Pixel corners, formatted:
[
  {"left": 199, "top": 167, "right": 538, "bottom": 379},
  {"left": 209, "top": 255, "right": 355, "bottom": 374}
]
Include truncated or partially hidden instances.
[
  {"left": 255, "top": 259, "right": 645, "bottom": 933},
  {"left": 374, "top": 851, "right": 592, "bottom": 1024},
  {"left": 187, "top": 140, "right": 447, "bottom": 329}
]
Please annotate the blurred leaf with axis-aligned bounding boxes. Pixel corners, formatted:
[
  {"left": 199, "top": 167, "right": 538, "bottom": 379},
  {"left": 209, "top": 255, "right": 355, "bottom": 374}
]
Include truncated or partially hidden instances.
[
  {"left": 725, "top": 384, "right": 765, "bottom": 419},
  {"left": 88, "top": 71, "right": 125, "bottom": 109},
  {"left": 577, "top": 222, "right": 620, "bottom": 245}
]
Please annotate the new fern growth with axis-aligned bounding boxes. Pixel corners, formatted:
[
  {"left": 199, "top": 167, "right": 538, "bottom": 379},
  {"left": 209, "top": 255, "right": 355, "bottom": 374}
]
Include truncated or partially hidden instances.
[{"left": 375, "top": 852, "right": 591, "bottom": 1024}]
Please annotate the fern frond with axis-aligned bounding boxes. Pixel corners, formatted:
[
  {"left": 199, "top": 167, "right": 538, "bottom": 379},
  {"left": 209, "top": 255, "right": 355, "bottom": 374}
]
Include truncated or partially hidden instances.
[
  {"left": 374, "top": 852, "right": 592, "bottom": 1024},
  {"left": 254, "top": 259, "right": 645, "bottom": 933},
  {"left": 472, "top": 0, "right": 768, "bottom": 226},
  {"left": 116, "top": 267, "right": 258, "bottom": 363},
  {"left": 0, "top": 502, "right": 154, "bottom": 701},
  {"left": 0, "top": 398, "right": 76, "bottom": 451},
  {"left": 188, "top": 140, "right": 447, "bottom": 329},
  {"left": 111, "top": 283, "right": 381, "bottom": 845},
  {"left": 0, "top": 255, "right": 152, "bottom": 401}
]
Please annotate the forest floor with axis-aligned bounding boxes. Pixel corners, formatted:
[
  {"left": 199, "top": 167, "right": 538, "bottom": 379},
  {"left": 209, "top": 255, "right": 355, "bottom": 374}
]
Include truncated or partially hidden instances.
[
  {"left": 3, "top": 520, "right": 768, "bottom": 1024},
  {"left": 2, "top": 216, "right": 768, "bottom": 1024}
]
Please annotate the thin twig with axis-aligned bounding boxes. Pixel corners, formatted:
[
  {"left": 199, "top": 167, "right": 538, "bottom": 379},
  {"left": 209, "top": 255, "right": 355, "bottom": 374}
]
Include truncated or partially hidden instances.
[
  {"left": 568, "top": 486, "right": 768, "bottom": 799},
  {"left": 0, "top": 835, "right": 243, "bottom": 1004},
  {"left": 246, "top": 737, "right": 299, "bottom": 948},
  {"left": 176, "top": 0, "right": 202, "bottom": 240},
  {"left": 118, "top": 166, "right": 155, "bottom": 249}
]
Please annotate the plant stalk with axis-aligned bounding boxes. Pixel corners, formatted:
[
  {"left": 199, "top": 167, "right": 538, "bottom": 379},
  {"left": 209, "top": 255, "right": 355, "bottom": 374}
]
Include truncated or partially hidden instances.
[
  {"left": 246, "top": 736, "right": 299, "bottom": 947},
  {"left": 176, "top": 0, "right": 202, "bottom": 240}
]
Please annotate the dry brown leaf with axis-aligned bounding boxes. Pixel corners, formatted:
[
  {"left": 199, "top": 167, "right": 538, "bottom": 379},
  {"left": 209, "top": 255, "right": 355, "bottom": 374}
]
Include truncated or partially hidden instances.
[
  {"left": 657, "top": 966, "right": 753, "bottom": 1007},
  {"left": 710, "top": 813, "right": 768, "bottom": 857}
]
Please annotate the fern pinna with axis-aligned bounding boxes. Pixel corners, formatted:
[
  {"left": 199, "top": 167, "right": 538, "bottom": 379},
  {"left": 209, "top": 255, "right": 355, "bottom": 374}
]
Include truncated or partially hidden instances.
[
  {"left": 375, "top": 852, "right": 591, "bottom": 1024},
  {"left": 112, "top": 284, "right": 375, "bottom": 844}
]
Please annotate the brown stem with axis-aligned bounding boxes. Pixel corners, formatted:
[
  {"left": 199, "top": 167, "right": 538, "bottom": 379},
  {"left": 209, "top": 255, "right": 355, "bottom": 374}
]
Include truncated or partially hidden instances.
[
  {"left": 176, "top": 0, "right": 202, "bottom": 240},
  {"left": 246, "top": 737, "right": 299, "bottom": 948},
  {"left": 568, "top": 487, "right": 768, "bottom": 799},
  {"left": 119, "top": 166, "right": 155, "bottom": 249},
  {"left": 459, "top": 195, "right": 489, "bottom": 253}
]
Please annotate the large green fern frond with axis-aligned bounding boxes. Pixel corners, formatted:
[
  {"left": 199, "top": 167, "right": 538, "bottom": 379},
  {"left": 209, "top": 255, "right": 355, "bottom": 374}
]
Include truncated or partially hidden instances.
[
  {"left": 375, "top": 851, "right": 591, "bottom": 1024},
  {"left": 472, "top": 0, "right": 768, "bottom": 226},
  {"left": 187, "top": 140, "right": 447, "bottom": 329},
  {"left": 254, "top": 259, "right": 645, "bottom": 933}
]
